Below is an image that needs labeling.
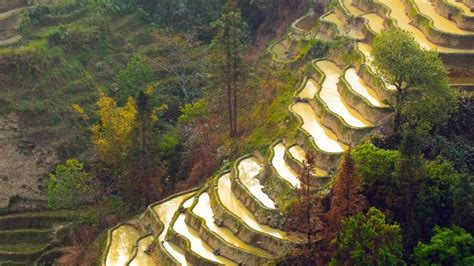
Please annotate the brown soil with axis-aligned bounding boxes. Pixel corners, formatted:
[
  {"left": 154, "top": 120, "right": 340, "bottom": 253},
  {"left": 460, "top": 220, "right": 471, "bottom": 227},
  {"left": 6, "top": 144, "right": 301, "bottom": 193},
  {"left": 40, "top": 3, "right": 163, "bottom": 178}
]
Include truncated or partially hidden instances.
[{"left": 0, "top": 113, "right": 58, "bottom": 210}]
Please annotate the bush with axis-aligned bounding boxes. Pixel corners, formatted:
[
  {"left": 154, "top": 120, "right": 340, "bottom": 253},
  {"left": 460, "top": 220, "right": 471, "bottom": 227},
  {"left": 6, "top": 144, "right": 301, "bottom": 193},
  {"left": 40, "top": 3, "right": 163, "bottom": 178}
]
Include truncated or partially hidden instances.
[
  {"left": 306, "top": 39, "right": 330, "bottom": 59},
  {"left": 48, "top": 24, "right": 101, "bottom": 51},
  {"left": 413, "top": 226, "right": 474, "bottom": 265},
  {"left": 426, "top": 135, "right": 474, "bottom": 174},
  {"left": 352, "top": 142, "right": 398, "bottom": 186},
  {"left": 47, "top": 159, "right": 93, "bottom": 210}
]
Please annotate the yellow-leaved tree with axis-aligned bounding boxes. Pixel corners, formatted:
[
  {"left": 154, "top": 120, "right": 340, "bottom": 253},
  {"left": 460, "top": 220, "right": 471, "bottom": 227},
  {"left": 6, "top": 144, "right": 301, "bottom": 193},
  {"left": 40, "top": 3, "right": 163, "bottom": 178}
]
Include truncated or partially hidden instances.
[{"left": 91, "top": 91, "right": 137, "bottom": 169}]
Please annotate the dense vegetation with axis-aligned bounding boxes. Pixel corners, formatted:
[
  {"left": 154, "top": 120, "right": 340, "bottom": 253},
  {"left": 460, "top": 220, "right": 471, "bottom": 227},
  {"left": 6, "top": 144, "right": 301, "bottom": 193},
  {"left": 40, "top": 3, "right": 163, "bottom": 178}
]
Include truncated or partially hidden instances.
[
  {"left": 0, "top": 0, "right": 472, "bottom": 264},
  {"left": 278, "top": 20, "right": 473, "bottom": 266}
]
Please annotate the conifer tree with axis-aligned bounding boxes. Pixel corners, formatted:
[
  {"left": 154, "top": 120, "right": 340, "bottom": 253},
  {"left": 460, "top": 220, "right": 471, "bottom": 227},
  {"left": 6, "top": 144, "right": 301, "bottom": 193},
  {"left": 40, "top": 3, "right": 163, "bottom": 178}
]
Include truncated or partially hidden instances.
[
  {"left": 283, "top": 152, "right": 323, "bottom": 264},
  {"left": 326, "top": 152, "right": 367, "bottom": 234},
  {"left": 208, "top": 0, "right": 247, "bottom": 138}
]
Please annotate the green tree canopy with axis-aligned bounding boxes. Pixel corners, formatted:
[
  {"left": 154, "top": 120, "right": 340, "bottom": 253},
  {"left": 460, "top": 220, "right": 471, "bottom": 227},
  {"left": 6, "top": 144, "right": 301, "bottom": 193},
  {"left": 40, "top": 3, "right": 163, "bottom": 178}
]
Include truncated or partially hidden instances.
[
  {"left": 413, "top": 158, "right": 460, "bottom": 242},
  {"left": 331, "top": 207, "right": 404, "bottom": 266},
  {"left": 454, "top": 173, "right": 474, "bottom": 234},
  {"left": 413, "top": 226, "right": 474, "bottom": 265},
  {"left": 372, "top": 26, "right": 456, "bottom": 136},
  {"left": 352, "top": 142, "right": 399, "bottom": 187},
  {"left": 393, "top": 130, "right": 424, "bottom": 248},
  {"left": 178, "top": 98, "right": 210, "bottom": 124},
  {"left": 47, "top": 159, "right": 92, "bottom": 210},
  {"left": 208, "top": 0, "right": 248, "bottom": 137},
  {"left": 115, "top": 55, "right": 154, "bottom": 104}
]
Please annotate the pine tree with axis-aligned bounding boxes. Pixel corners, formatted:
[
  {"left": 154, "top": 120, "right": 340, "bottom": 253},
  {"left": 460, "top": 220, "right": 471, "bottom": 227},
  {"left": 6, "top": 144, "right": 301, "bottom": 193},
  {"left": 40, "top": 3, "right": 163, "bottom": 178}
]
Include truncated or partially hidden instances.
[
  {"left": 208, "top": 0, "right": 247, "bottom": 138},
  {"left": 283, "top": 152, "right": 323, "bottom": 264},
  {"left": 326, "top": 152, "right": 367, "bottom": 234}
]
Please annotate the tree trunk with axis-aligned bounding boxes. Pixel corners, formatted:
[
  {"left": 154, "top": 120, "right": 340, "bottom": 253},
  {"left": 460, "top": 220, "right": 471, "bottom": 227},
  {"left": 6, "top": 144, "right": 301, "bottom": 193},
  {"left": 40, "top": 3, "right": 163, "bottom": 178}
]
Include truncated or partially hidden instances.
[
  {"left": 306, "top": 166, "right": 311, "bottom": 264},
  {"left": 231, "top": 34, "right": 238, "bottom": 138},
  {"left": 394, "top": 86, "right": 403, "bottom": 134}
]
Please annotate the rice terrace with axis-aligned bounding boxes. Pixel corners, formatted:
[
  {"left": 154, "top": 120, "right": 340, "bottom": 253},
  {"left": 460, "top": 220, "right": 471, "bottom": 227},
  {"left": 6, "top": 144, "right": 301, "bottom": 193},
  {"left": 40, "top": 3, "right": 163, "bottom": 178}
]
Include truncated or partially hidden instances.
[{"left": 0, "top": 0, "right": 473, "bottom": 265}]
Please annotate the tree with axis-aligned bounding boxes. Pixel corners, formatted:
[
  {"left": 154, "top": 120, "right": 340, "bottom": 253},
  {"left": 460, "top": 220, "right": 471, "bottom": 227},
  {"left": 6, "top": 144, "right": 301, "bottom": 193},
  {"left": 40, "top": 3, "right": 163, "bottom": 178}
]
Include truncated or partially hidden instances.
[
  {"left": 151, "top": 31, "right": 206, "bottom": 104},
  {"left": 352, "top": 142, "right": 398, "bottom": 187},
  {"left": 48, "top": 159, "right": 92, "bottom": 210},
  {"left": 454, "top": 173, "right": 474, "bottom": 234},
  {"left": 208, "top": 0, "right": 247, "bottom": 138},
  {"left": 115, "top": 55, "right": 154, "bottom": 104},
  {"left": 138, "top": 0, "right": 225, "bottom": 30},
  {"left": 331, "top": 207, "right": 404, "bottom": 266},
  {"left": 283, "top": 152, "right": 323, "bottom": 264},
  {"left": 176, "top": 98, "right": 220, "bottom": 191},
  {"left": 372, "top": 26, "right": 456, "bottom": 135},
  {"left": 91, "top": 92, "right": 137, "bottom": 171},
  {"left": 134, "top": 88, "right": 167, "bottom": 173},
  {"left": 352, "top": 142, "right": 398, "bottom": 211},
  {"left": 326, "top": 152, "right": 367, "bottom": 234},
  {"left": 413, "top": 226, "right": 474, "bottom": 265},
  {"left": 393, "top": 130, "right": 424, "bottom": 249},
  {"left": 412, "top": 158, "right": 460, "bottom": 242},
  {"left": 179, "top": 98, "right": 212, "bottom": 147}
]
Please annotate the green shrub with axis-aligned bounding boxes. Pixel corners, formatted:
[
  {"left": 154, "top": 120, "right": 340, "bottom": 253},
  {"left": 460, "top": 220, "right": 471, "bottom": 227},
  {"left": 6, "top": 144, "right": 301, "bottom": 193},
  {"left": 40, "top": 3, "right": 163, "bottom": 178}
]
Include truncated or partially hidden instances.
[
  {"left": 47, "top": 159, "right": 93, "bottom": 210},
  {"left": 413, "top": 226, "right": 474, "bottom": 265}
]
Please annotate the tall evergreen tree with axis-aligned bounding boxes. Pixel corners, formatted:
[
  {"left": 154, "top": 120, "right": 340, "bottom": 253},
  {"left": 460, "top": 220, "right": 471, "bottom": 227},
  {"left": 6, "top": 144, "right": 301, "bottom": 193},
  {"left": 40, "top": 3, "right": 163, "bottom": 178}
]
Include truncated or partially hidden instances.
[{"left": 208, "top": 0, "right": 247, "bottom": 138}]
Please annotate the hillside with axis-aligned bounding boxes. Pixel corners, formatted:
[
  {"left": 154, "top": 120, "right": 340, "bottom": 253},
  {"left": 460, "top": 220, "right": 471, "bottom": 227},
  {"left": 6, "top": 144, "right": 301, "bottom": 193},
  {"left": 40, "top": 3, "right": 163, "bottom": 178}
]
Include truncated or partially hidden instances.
[
  {"left": 101, "top": 0, "right": 474, "bottom": 265},
  {"left": 0, "top": 0, "right": 473, "bottom": 264}
]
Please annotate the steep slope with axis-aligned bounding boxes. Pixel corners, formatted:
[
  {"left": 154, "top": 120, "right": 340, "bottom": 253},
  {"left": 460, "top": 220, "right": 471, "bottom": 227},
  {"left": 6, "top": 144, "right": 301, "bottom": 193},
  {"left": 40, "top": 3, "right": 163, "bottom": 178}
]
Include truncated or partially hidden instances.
[{"left": 99, "top": 0, "right": 474, "bottom": 264}]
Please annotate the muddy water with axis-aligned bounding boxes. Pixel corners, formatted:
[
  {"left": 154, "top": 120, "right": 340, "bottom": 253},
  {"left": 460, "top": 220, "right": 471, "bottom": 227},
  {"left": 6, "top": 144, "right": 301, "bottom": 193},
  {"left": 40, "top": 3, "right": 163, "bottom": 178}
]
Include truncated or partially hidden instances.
[
  {"left": 378, "top": 0, "right": 471, "bottom": 53},
  {"left": 238, "top": 157, "right": 276, "bottom": 209},
  {"left": 163, "top": 242, "right": 187, "bottom": 265},
  {"left": 291, "top": 102, "right": 347, "bottom": 153},
  {"left": 298, "top": 78, "right": 318, "bottom": 99},
  {"left": 315, "top": 60, "right": 372, "bottom": 128},
  {"left": 193, "top": 192, "right": 272, "bottom": 257},
  {"left": 153, "top": 192, "right": 194, "bottom": 265},
  {"left": 345, "top": 67, "right": 387, "bottom": 107},
  {"left": 323, "top": 12, "right": 345, "bottom": 34},
  {"left": 129, "top": 235, "right": 154, "bottom": 266},
  {"left": 415, "top": 0, "right": 472, "bottom": 34},
  {"left": 173, "top": 198, "right": 237, "bottom": 265},
  {"left": 362, "top": 13, "right": 385, "bottom": 34},
  {"left": 105, "top": 224, "right": 140, "bottom": 266},
  {"left": 271, "top": 43, "right": 289, "bottom": 61},
  {"left": 217, "top": 173, "right": 288, "bottom": 239},
  {"left": 288, "top": 145, "right": 328, "bottom": 176},
  {"left": 342, "top": 0, "right": 365, "bottom": 16},
  {"left": 347, "top": 26, "right": 365, "bottom": 39},
  {"left": 272, "top": 143, "right": 301, "bottom": 188},
  {"left": 447, "top": 0, "right": 474, "bottom": 16}
]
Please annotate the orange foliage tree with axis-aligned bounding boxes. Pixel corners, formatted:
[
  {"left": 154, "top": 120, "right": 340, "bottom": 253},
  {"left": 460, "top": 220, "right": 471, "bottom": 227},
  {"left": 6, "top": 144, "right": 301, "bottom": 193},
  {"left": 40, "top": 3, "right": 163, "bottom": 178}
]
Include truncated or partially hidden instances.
[
  {"left": 326, "top": 152, "right": 367, "bottom": 234},
  {"left": 284, "top": 152, "right": 324, "bottom": 264}
]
